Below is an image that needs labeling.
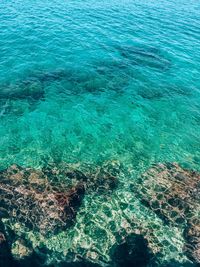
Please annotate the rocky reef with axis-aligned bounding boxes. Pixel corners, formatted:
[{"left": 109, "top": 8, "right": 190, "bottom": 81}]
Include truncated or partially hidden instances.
[
  {"left": 0, "top": 70, "right": 69, "bottom": 102},
  {"left": 0, "top": 161, "right": 119, "bottom": 266},
  {"left": 132, "top": 162, "right": 200, "bottom": 265},
  {"left": 0, "top": 162, "right": 118, "bottom": 235},
  {"left": 0, "top": 164, "right": 85, "bottom": 234},
  {"left": 0, "top": 161, "right": 199, "bottom": 266}
]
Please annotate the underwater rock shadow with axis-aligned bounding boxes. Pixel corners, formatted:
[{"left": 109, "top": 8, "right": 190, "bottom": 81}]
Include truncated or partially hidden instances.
[
  {"left": 93, "top": 58, "right": 192, "bottom": 102},
  {"left": 110, "top": 233, "right": 155, "bottom": 267},
  {"left": 0, "top": 220, "right": 14, "bottom": 267},
  {"left": 136, "top": 84, "right": 193, "bottom": 101},
  {"left": 0, "top": 69, "right": 78, "bottom": 117},
  {"left": 8, "top": 258, "right": 102, "bottom": 267},
  {"left": 0, "top": 78, "right": 44, "bottom": 102},
  {"left": 0, "top": 69, "right": 70, "bottom": 101},
  {"left": 58, "top": 261, "right": 101, "bottom": 267},
  {"left": 109, "top": 225, "right": 198, "bottom": 267},
  {"left": 0, "top": 60, "right": 149, "bottom": 115},
  {"left": 160, "top": 260, "right": 198, "bottom": 267},
  {"left": 114, "top": 45, "right": 171, "bottom": 71},
  {"left": 0, "top": 67, "right": 109, "bottom": 118},
  {"left": 91, "top": 59, "right": 138, "bottom": 95}
]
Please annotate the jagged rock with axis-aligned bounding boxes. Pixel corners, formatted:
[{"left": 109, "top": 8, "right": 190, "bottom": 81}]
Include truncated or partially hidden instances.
[
  {"left": 41, "top": 160, "right": 119, "bottom": 193},
  {"left": 85, "top": 161, "right": 119, "bottom": 192},
  {"left": 11, "top": 240, "right": 33, "bottom": 260},
  {"left": 0, "top": 161, "right": 119, "bottom": 265},
  {"left": 0, "top": 164, "right": 85, "bottom": 234},
  {"left": 0, "top": 162, "right": 119, "bottom": 235},
  {"left": 132, "top": 163, "right": 200, "bottom": 265},
  {"left": 132, "top": 163, "right": 200, "bottom": 225},
  {"left": 184, "top": 218, "right": 200, "bottom": 265}
]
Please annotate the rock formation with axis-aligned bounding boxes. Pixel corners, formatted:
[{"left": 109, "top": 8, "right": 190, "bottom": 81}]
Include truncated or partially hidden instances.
[{"left": 132, "top": 162, "right": 200, "bottom": 265}]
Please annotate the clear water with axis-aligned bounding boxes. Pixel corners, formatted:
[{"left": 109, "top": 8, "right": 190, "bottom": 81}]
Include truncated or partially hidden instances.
[{"left": 0, "top": 0, "right": 200, "bottom": 265}]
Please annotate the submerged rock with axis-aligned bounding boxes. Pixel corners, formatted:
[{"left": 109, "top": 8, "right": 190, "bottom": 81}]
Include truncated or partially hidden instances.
[
  {"left": 115, "top": 45, "right": 171, "bottom": 71},
  {"left": 0, "top": 161, "right": 119, "bottom": 265},
  {"left": 0, "top": 69, "right": 69, "bottom": 117},
  {"left": 0, "top": 164, "right": 85, "bottom": 234},
  {"left": 0, "top": 161, "right": 119, "bottom": 235},
  {"left": 0, "top": 70, "right": 68, "bottom": 101},
  {"left": 11, "top": 239, "right": 33, "bottom": 261},
  {"left": 132, "top": 163, "right": 200, "bottom": 265},
  {"left": 184, "top": 218, "right": 200, "bottom": 265}
]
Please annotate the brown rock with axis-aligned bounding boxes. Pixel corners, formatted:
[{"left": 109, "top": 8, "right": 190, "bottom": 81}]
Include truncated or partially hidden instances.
[{"left": 132, "top": 163, "right": 200, "bottom": 264}]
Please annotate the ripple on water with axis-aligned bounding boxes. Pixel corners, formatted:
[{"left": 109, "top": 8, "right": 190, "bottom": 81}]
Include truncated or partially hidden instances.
[{"left": 0, "top": 0, "right": 200, "bottom": 266}]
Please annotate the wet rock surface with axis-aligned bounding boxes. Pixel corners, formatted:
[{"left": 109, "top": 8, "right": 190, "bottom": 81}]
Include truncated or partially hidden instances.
[{"left": 132, "top": 162, "right": 200, "bottom": 265}]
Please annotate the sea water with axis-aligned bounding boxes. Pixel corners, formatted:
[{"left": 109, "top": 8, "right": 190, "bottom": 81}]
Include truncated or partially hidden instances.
[{"left": 0, "top": 0, "right": 200, "bottom": 265}]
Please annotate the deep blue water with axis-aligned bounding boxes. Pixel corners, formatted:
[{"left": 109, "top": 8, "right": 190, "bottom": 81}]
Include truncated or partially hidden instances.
[{"left": 0, "top": 0, "right": 200, "bottom": 266}]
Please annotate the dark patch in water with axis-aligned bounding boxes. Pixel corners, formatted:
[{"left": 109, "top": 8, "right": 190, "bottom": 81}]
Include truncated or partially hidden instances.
[
  {"left": 111, "top": 233, "right": 154, "bottom": 267},
  {"left": 95, "top": 60, "right": 128, "bottom": 76},
  {"left": 161, "top": 261, "right": 196, "bottom": 267},
  {"left": 0, "top": 80, "right": 44, "bottom": 101},
  {"left": 115, "top": 45, "right": 171, "bottom": 71},
  {"left": 59, "top": 261, "right": 101, "bottom": 267},
  {"left": 36, "top": 70, "right": 67, "bottom": 84},
  {"left": 137, "top": 84, "right": 192, "bottom": 101},
  {"left": 0, "top": 69, "right": 73, "bottom": 117},
  {"left": 0, "top": 63, "right": 133, "bottom": 114},
  {"left": 0, "top": 221, "right": 14, "bottom": 267},
  {"left": 137, "top": 88, "right": 165, "bottom": 100},
  {"left": 92, "top": 60, "right": 134, "bottom": 94},
  {"left": 0, "top": 69, "right": 70, "bottom": 103}
]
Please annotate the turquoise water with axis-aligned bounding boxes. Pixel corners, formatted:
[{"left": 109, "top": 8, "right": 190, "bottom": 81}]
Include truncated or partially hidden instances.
[{"left": 0, "top": 0, "right": 200, "bottom": 266}]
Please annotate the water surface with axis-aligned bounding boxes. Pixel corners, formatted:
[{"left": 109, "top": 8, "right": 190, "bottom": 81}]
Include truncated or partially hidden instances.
[{"left": 0, "top": 0, "right": 200, "bottom": 266}]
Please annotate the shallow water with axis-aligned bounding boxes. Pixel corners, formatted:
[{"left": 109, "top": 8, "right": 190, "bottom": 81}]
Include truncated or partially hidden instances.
[{"left": 0, "top": 0, "right": 200, "bottom": 266}]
